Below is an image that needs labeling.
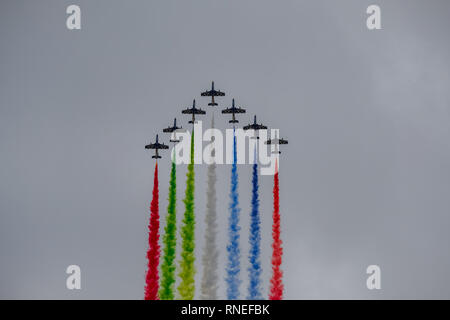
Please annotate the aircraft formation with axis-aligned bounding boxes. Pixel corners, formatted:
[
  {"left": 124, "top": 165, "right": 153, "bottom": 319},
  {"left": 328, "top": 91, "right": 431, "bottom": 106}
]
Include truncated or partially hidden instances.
[{"left": 145, "top": 81, "right": 288, "bottom": 158}]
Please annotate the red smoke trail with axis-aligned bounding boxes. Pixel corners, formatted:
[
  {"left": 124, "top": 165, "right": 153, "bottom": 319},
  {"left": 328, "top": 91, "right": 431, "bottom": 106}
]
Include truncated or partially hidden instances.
[
  {"left": 269, "top": 161, "right": 283, "bottom": 300},
  {"left": 145, "top": 162, "right": 160, "bottom": 300}
]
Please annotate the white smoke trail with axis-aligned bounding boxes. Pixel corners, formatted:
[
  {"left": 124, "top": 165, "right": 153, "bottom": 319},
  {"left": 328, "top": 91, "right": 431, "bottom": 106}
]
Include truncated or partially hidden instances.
[{"left": 200, "top": 115, "right": 219, "bottom": 299}]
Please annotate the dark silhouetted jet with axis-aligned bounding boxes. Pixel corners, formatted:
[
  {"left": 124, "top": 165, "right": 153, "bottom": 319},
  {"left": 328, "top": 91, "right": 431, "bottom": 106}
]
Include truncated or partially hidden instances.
[
  {"left": 243, "top": 115, "right": 268, "bottom": 139},
  {"left": 266, "top": 136, "right": 288, "bottom": 154},
  {"left": 182, "top": 99, "right": 206, "bottom": 124},
  {"left": 243, "top": 115, "right": 268, "bottom": 131},
  {"left": 145, "top": 134, "right": 169, "bottom": 159},
  {"left": 201, "top": 81, "right": 225, "bottom": 106},
  {"left": 163, "top": 118, "right": 183, "bottom": 142},
  {"left": 222, "top": 98, "right": 246, "bottom": 123},
  {"left": 163, "top": 118, "right": 182, "bottom": 133}
]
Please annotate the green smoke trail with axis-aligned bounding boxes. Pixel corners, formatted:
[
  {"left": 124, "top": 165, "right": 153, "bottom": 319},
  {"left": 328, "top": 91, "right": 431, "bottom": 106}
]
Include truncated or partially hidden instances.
[
  {"left": 159, "top": 156, "right": 177, "bottom": 300},
  {"left": 177, "top": 132, "right": 196, "bottom": 299}
]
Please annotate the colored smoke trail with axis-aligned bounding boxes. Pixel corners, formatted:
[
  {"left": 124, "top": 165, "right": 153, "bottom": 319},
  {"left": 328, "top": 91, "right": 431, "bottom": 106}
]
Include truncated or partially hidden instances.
[
  {"left": 248, "top": 147, "right": 262, "bottom": 299},
  {"left": 200, "top": 116, "right": 219, "bottom": 299},
  {"left": 144, "top": 162, "right": 160, "bottom": 300},
  {"left": 159, "top": 157, "right": 177, "bottom": 300},
  {"left": 226, "top": 129, "right": 241, "bottom": 300},
  {"left": 269, "top": 161, "right": 284, "bottom": 300},
  {"left": 177, "top": 132, "right": 196, "bottom": 300}
]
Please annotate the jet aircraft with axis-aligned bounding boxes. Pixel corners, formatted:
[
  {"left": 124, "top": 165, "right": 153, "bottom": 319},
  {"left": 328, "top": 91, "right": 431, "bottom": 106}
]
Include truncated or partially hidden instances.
[
  {"left": 182, "top": 99, "right": 206, "bottom": 124},
  {"left": 221, "top": 98, "right": 246, "bottom": 123},
  {"left": 201, "top": 81, "right": 225, "bottom": 106},
  {"left": 145, "top": 134, "right": 169, "bottom": 159}
]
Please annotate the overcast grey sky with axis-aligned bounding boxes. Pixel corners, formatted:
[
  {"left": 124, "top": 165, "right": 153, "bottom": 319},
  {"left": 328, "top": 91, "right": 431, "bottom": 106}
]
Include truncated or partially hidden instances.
[{"left": 1, "top": 0, "right": 450, "bottom": 299}]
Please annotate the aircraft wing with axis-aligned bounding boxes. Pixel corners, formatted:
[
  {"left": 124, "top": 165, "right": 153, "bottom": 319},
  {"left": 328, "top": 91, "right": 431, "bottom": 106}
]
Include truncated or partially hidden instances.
[
  {"left": 244, "top": 124, "right": 267, "bottom": 130},
  {"left": 154, "top": 142, "right": 169, "bottom": 149},
  {"left": 201, "top": 90, "right": 212, "bottom": 96},
  {"left": 194, "top": 108, "right": 206, "bottom": 114},
  {"left": 235, "top": 108, "right": 246, "bottom": 113},
  {"left": 145, "top": 142, "right": 168, "bottom": 149},
  {"left": 201, "top": 90, "right": 225, "bottom": 97},
  {"left": 163, "top": 127, "right": 174, "bottom": 133},
  {"left": 222, "top": 108, "right": 233, "bottom": 114},
  {"left": 266, "top": 138, "right": 288, "bottom": 145},
  {"left": 182, "top": 108, "right": 193, "bottom": 114}
]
